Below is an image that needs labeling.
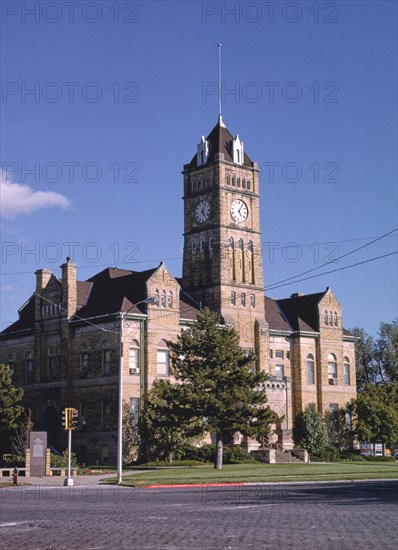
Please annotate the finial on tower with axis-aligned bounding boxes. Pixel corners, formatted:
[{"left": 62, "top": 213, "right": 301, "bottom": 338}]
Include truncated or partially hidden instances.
[{"left": 218, "top": 43, "right": 222, "bottom": 123}]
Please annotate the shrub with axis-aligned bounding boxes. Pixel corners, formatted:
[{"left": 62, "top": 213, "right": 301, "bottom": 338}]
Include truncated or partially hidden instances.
[
  {"left": 339, "top": 451, "right": 364, "bottom": 462},
  {"left": 363, "top": 456, "right": 394, "bottom": 462},
  {"left": 310, "top": 446, "right": 340, "bottom": 462},
  {"left": 51, "top": 451, "right": 79, "bottom": 468},
  {"left": 2, "top": 454, "right": 25, "bottom": 467}
]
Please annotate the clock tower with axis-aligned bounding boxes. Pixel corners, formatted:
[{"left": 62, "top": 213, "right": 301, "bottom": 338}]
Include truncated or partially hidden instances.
[{"left": 182, "top": 115, "right": 268, "bottom": 359}]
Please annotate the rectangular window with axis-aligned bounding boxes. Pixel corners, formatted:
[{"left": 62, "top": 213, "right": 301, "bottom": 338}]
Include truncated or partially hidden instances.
[
  {"left": 230, "top": 291, "right": 236, "bottom": 305},
  {"left": 247, "top": 180, "right": 251, "bottom": 190},
  {"left": 250, "top": 294, "right": 255, "bottom": 308},
  {"left": 80, "top": 352, "right": 88, "bottom": 372},
  {"left": 307, "top": 361, "right": 315, "bottom": 384},
  {"left": 130, "top": 397, "right": 140, "bottom": 427},
  {"left": 232, "top": 176, "right": 236, "bottom": 186},
  {"left": 157, "top": 350, "right": 169, "bottom": 376},
  {"left": 102, "top": 400, "right": 110, "bottom": 431},
  {"left": 275, "top": 350, "right": 283, "bottom": 359},
  {"left": 80, "top": 401, "right": 88, "bottom": 430},
  {"left": 275, "top": 364, "right": 284, "bottom": 380},
  {"left": 343, "top": 363, "right": 350, "bottom": 385},
  {"left": 328, "top": 362, "right": 337, "bottom": 379},
  {"left": 102, "top": 349, "right": 111, "bottom": 375},
  {"left": 237, "top": 177, "right": 240, "bottom": 187},
  {"left": 226, "top": 175, "right": 230, "bottom": 185},
  {"left": 240, "top": 293, "right": 246, "bottom": 306},
  {"left": 242, "top": 179, "right": 246, "bottom": 189},
  {"left": 26, "top": 359, "right": 34, "bottom": 384},
  {"left": 129, "top": 348, "right": 139, "bottom": 374},
  {"left": 269, "top": 349, "right": 273, "bottom": 358}
]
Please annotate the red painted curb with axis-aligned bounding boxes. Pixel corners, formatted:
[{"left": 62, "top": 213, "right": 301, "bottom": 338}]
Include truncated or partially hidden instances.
[{"left": 144, "top": 482, "right": 245, "bottom": 489}]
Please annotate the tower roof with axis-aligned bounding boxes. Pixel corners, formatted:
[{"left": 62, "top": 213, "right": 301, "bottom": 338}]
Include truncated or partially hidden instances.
[{"left": 189, "top": 117, "right": 253, "bottom": 168}]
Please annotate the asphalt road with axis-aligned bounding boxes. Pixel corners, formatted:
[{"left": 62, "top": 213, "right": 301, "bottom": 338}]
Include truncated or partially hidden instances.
[{"left": 0, "top": 480, "right": 397, "bottom": 549}]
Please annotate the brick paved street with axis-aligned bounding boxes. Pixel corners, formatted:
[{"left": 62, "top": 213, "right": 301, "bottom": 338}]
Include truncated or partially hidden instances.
[{"left": 0, "top": 480, "right": 397, "bottom": 549}]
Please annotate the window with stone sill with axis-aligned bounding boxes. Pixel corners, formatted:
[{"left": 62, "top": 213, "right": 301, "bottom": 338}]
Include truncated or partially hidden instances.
[
  {"left": 129, "top": 347, "right": 139, "bottom": 374},
  {"left": 275, "top": 350, "right": 283, "bottom": 359},
  {"left": 327, "top": 353, "right": 337, "bottom": 382}
]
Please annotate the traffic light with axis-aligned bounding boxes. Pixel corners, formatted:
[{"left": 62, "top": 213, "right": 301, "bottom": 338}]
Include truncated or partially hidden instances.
[
  {"left": 71, "top": 408, "right": 79, "bottom": 430},
  {"left": 62, "top": 408, "right": 75, "bottom": 430}
]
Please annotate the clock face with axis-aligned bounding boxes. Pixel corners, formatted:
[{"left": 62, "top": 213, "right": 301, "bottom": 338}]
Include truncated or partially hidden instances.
[
  {"left": 195, "top": 200, "right": 211, "bottom": 223},
  {"left": 230, "top": 199, "right": 248, "bottom": 223}
]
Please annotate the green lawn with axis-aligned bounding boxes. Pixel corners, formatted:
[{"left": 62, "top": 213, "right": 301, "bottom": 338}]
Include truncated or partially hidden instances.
[{"left": 104, "top": 462, "right": 398, "bottom": 487}]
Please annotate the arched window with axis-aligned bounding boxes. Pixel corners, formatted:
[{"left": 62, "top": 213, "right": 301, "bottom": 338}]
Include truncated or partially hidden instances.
[
  {"left": 161, "top": 290, "right": 166, "bottom": 307},
  {"left": 333, "top": 312, "right": 338, "bottom": 326},
  {"left": 327, "top": 353, "right": 337, "bottom": 383},
  {"left": 247, "top": 240, "right": 253, "bottom": 252},
  {"left": 229, "top": 237, "right": 234, "bottom": 249},
  {"left": 200, "top": 150, "right": 204, "bottom": 164},
  {"left": 324, "top": 311, "right": 328, "bottom": 325},
  {"left": 167, "top": 290, "right": 173, "bottom": 308},
  {"left": 343, "top": 357, "right": 350, "bottom": 385},
  {"left": 250, "top": 294, "right": 255, "bottom": 308},
  {"left": 154, "top": 289, "right": 160, "bottom": 305},
  {"left": 200, "top": 240, "right": 206, "bottom": 252},
  {"left": 80, "top": 343, "right": 88, "bottom": 374},
  {"left": 102, "top": 340, "right": 111, "bottom": 376},
  {"left": 209, "top": 237, "right": 214, "bottom": 251},
  {"left": 192, "top": 242, "right": 197, "bottom": 254},
  {"left": 307, "top": 353, "right": 315, "bottom": 384},
  {"left": 25, "top": 351, "right": 33, "bottom": 384},
  {"left": 241, "top": 293, "right": 246, "bottom": 306},
  {"left": 329, "top": 311, "right": 333, "bottom": 325},
  {"left": 230, "top": 291, "right": 236, "bottom": 305},
  {"left": 238, "top": 239, "right": 243, "bottom": 250}
]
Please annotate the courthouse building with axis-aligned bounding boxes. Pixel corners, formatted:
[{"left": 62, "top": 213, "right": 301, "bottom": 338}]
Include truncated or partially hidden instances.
[{"left": 0, "top": 116, "right": 356, "bottom": 464}]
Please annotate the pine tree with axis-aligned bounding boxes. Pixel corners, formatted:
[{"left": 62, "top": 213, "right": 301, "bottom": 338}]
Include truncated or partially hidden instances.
[
  {"left": 167, "top": 308, "right": 278, "bottom": 469},
  {"left": 0, "top": 363, "right": 24, "bottom": 432}
]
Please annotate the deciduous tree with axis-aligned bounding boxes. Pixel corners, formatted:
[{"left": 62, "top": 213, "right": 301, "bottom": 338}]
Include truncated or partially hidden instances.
[{"left": 0, "top": 363, "right": 23, "bottom": 432}]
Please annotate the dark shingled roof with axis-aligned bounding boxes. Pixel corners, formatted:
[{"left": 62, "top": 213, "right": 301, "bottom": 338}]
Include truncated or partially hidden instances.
[
  {"left": 276, "top": 291, "right": 326, "bottom": 332},
  {"left": 189, "top": 118, "right": 253, "bottom": 168},
  {"left": 264, "top": 296, "right": 292, "bottom": 332},
  {"left": 1, "top": 294, "right": 35, "bottom": 335}
]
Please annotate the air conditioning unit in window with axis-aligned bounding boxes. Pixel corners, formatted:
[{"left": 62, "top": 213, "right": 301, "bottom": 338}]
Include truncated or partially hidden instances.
[
  {"left": 129, "top": 367, "right": 139, "bottom": 375},
  {"left": 329, "top": 377, "right": 338, "bottom": 385}
]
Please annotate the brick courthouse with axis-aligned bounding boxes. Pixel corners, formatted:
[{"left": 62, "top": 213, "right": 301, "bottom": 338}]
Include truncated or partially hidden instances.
[{"left": 0, "top": 117, "right": 356, "bottom": 464}]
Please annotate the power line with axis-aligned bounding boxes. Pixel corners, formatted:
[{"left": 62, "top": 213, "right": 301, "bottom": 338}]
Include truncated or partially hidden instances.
[{"left": 265, "top": 227, "right": 398, "bottom": 290}]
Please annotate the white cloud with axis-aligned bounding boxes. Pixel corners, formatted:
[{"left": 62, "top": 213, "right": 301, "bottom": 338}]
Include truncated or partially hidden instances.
[{"left": 0, "top": 170, "right": 71, "bottom": 219}]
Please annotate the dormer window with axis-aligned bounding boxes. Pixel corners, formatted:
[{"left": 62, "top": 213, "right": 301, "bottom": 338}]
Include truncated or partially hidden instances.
[
  {"left": 231, "top": 134, "right": 244, "bottom": 165},
  {"left": 197, "top": 136, "right": 209, "bottom": 166}
]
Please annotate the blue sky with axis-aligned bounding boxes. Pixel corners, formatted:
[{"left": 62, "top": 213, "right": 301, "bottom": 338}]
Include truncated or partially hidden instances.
[{"left": 1, "top": 0, "right": 397, "bottom": 336}]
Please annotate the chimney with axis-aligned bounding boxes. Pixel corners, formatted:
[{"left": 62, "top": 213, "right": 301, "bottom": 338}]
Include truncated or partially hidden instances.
[
  {"left": 35, "top": 269, "right": 52, "bottom": 320},
  {"left": 61, "top": 257, "right": 77, "bottom": 318}
]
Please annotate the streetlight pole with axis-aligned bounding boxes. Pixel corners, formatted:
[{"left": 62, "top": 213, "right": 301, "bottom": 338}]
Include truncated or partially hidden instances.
[{"left": 116, "top": 297, "right": 157, "bottom": 485}]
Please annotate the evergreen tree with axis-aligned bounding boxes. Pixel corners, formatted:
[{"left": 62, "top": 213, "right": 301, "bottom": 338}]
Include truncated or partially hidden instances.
[
  {"left": 293, "top": 406, "right": 328, "bottom": 455},
  {"left": 0, "top": 363, "right": 24, "bottom": 433},
  {"left": 167, "top": 308, "right": 278, "bottom": 469}
]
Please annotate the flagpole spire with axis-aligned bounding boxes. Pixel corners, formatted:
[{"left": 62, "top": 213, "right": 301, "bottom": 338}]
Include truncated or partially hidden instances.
[{"left": 218, "top": 43, "right": 222, "bottom": 123}]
